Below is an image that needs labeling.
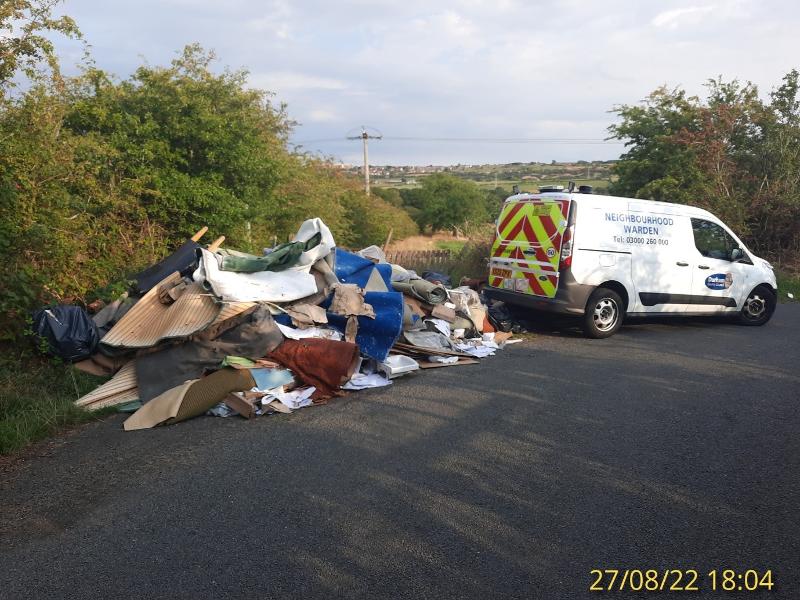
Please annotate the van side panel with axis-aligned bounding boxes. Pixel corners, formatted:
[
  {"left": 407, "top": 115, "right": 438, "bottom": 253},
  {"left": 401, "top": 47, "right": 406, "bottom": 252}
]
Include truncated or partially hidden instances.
[{"left": 489, "top": 198, "right": 570, "bottom": 299}]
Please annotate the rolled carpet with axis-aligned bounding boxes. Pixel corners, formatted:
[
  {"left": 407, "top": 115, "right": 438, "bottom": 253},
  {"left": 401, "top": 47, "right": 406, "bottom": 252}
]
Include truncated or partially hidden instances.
[{"left": 391, "top": 279, "right": 448, "bottom": 305}]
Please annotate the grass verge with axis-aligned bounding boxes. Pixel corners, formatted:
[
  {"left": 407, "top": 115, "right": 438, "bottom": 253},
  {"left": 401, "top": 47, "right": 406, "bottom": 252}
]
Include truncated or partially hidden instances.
[
  {"left": 776, "top": 269, "right": 800, "bottom": 303},
  {"left": 435, "top": 240, "right": 467, "bottom": 253},
  {"left": 0, "top": 355, "right": 111, "bottom": 455}
]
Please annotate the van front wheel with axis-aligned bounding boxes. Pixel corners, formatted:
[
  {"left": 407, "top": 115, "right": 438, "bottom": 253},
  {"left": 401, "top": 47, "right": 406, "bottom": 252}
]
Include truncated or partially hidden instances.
[
  {"left": 583, "top": 288, "right": 624, "bottom": 338},
  {"left": 737, "top": 285, "right": 776, "bottom": 326}
]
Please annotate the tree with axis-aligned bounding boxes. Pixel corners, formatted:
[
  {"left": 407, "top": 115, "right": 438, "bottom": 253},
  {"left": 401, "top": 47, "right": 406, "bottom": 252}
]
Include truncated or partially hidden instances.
[
  {"left": 608, "top": 86, "right": 705, "bottom": 203},
  {"left": 414, "top": 173, "right": 489, "bottom": 233},
  {"left": 0, "top": 0, "right": 81, "bottom": 89},
  {"left": 62, "top": 45, "right": 293, "bottom": 247},
  {"left": 0, "top": 42, "right": 422, "bottom": 340},
  {"left": 608, "top": 71, "right": 800, "bottom": 262},
  {"left": 371, "top": 186, "right": 403, "bottom": 207}
]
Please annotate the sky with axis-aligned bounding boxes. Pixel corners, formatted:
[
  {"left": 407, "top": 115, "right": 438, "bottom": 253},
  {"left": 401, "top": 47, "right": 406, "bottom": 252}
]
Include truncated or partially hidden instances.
[{"left": 52, "top": 0, "right": 800, "bottom": 166}]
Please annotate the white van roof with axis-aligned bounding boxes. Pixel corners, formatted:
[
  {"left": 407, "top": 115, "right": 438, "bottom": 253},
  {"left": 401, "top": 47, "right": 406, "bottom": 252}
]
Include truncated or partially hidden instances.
[{"left": 504, "top": 192, "right": 719, "bottom": 222}]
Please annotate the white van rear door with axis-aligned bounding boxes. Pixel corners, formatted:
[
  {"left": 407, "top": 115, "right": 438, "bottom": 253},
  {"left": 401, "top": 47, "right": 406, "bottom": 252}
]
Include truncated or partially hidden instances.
[{"left": 489, "top": 197, "right": 570, "bottom": 298}]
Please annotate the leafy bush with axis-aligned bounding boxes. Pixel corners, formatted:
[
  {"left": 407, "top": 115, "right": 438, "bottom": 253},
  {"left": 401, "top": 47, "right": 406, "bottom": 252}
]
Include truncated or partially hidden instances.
[
  {"left": 450, "top": 240, "right": 492, "bottom": 283},
  {"left": 341, "top": 192, "right": 419, "bottom": 248}
]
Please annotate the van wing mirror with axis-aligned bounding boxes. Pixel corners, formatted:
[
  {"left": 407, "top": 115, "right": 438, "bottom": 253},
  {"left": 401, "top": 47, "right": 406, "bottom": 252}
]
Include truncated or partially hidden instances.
[{"left": 731, "top": 247, "right": 744, "bottom": 261}]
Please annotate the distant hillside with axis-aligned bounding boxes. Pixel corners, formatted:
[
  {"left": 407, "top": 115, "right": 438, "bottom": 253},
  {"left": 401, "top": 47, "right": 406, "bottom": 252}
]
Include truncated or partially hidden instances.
[{"left": 345, "top": 160, "right": 617, "bottom": 194}]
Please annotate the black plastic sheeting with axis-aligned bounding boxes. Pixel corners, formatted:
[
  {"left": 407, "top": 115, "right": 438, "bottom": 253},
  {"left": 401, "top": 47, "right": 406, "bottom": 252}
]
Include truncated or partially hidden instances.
[
  {"left": 133, "top": 239, "right": 200, "bottom": 295},
  {"left": 421, "top": 270, "right": 452, "bottom": 287},
  {"left": 32, "top": 305, "right": 100, "bottom": 362},
  {"left": 488, "top": 302, "right": 515, "bottom": 333}
]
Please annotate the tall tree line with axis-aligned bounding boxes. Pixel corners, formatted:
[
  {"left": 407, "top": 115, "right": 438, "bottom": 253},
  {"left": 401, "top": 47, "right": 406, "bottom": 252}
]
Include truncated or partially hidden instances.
[{"left": 609, "top": 71, "right": 800, "bottom": 264}]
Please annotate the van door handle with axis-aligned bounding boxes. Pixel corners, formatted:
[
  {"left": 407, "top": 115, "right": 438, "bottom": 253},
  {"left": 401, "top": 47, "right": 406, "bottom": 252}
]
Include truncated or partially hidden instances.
[
  {"left": 676, "top": 261, "right": 689, "bottom": 267},
  {"left": 698, "top": 265, "right": 710, "bottom": 270},
  {"left": 522, "top": 248, "right": 536, "bottom": 255}
]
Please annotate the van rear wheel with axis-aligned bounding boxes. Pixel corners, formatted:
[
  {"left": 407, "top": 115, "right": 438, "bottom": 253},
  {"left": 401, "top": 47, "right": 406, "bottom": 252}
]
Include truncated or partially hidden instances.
[
  {"left": 737, "top": 285, "right": 776, "bottom": 326},
  {"left": 583, "top": 287, "right": 624, "bottom": 338}
]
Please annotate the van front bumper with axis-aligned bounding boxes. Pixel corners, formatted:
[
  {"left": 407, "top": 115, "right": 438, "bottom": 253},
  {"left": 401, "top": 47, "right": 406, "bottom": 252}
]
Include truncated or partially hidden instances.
[{"left": 483, "top": 275, "right": 594, "bottom": 316}]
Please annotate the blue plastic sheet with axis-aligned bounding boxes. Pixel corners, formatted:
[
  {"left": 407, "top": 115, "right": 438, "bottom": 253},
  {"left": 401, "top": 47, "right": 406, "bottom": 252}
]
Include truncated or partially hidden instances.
[
  {"left": 326, "top": 291, "right": 403, "bottom": 362},
  {"left": 273, "top": 249, "right": 403, "bottom": 362},
  {"left": 333, "top": 248, "right": 392, "bottom": 289}
]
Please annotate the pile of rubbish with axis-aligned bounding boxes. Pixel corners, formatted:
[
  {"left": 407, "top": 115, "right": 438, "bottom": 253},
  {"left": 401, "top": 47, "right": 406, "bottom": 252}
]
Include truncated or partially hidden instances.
[{"left": 32, "top": 219, "right": 518, "bottom": 431}]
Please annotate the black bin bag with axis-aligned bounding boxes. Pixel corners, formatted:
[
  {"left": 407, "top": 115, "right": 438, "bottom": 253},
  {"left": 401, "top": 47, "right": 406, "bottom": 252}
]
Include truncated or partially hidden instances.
[{"left": 32, "top": 305, "right": 100, "bottom": 362}]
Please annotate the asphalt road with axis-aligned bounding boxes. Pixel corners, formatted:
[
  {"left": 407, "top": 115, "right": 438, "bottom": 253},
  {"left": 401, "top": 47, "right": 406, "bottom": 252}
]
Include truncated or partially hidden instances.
[{"left": 2, "top": 306, "right": 799, "bottom": 599}]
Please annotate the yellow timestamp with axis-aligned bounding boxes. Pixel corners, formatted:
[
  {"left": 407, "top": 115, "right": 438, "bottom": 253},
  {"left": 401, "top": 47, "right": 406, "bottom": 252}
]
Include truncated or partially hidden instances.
[{"left": 589, "top": 569, "right": 774, "bottom": 592}]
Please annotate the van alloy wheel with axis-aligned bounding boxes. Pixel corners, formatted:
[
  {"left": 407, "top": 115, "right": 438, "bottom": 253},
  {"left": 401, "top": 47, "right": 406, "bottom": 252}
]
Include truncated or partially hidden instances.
[
  {"left": 592, "top": 298, "right": 618, "bottom": 331},
  {"left": 742, "top": 293, "right": 766, "bottom": 320},
  {"left": 737, "top": 285, "right": 776, "bottom": 326}
]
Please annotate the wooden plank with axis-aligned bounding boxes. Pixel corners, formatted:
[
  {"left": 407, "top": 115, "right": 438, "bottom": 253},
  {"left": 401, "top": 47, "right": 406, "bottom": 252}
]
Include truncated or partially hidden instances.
[
  {"left": 207, "top": 236, "right": 225, "bottom": 251},
  {"left": 190, "top": 226, "right": 208, "bottom": 242},
  {"left": 224, "top": 393, "right": 256, "bottom": 419},
  {"left": 417, "top": 358, "right": 479, "bottom": 369},
  {"left": 392, "top": 342, "right": 473, "bottom": 358}
]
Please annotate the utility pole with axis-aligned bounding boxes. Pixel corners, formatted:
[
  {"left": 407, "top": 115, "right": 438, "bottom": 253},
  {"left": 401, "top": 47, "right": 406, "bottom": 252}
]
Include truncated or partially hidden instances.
[{"left": 347, "top": 126, "right": 382, "bottom": 196}]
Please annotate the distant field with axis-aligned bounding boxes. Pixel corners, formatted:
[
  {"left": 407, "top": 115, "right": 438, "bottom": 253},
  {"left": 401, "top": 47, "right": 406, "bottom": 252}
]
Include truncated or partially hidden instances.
[
  {"left": 472, "top": 178, "right": 611, "bottom": 191},
  {"left": 435, "top": 240, "right": 467, "bottom": 252},
  {"left": 374, "top": 177, "right": 612, "bottom": 192},
  {"left": 366, "top": 160, "right": 616, "bottom": 191}
]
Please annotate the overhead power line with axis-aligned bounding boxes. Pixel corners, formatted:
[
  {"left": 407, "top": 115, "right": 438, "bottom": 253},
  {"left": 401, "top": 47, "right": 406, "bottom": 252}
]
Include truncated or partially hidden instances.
[{"left": 295, "top": 135, "right": 623, "bottom": 145}]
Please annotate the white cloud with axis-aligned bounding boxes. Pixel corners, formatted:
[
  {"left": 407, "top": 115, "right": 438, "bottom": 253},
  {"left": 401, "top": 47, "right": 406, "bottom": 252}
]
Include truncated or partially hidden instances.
[
  {"left": 308, "top": 109, "right": 339, "bottom": 122},
  {"left": 652, "top": 5, "right": 713, "bottom": 29},
  {"left": 248, "top": 72, "right": 347, "bottom": 91},
  {"left": 53, "top": 0, "right": 800, "bottom": 164}
]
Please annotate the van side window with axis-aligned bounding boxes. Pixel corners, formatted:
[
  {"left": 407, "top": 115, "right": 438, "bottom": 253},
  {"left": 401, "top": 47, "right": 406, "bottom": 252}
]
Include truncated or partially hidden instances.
[{"left": 690, "top": 218, "right": 736, "bottom": 261}]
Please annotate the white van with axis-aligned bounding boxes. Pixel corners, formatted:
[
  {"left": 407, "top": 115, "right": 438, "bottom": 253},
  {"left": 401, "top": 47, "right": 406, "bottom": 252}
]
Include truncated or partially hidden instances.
[{"left": 484, "top": 187, "right": 778, "bottom": 338}]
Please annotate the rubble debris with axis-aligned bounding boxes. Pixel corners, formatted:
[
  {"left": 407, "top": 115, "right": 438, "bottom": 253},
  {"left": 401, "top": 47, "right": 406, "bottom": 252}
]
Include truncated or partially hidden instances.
[
  {"left": 75, "top": 361, "right": 138, "bottom": 410},
  {"left": 195, "top": 248, "right": 319, "bottom": 303},
  {"left": 52, "top": 217, "right": 519, "bottom": 432},
  {"left": 378, "top": 354, "right": 419, "bottom": 379},
  {"left": 285, "top": 303, "right": 329, "bottom": 329},
  {"left": 488, "top": 301, "right": 515, "bottom": 333},
  {"left": 421, "top": 270, "right": 452, "bottom": 287},
  {"left": 417, "top": 357, "right": 479, "bottom": 369},
  {"left": 134, "top": 305, "right": 284, "bottom": 403},
  {"left": 430, "top": 304, "right": 456, "bottom": 323},
  {"left": 223, "top": 392, "right": 257, "bottom": 419},
  {"left": 91, "top": 292, "right": 129, "bottom": 329}
]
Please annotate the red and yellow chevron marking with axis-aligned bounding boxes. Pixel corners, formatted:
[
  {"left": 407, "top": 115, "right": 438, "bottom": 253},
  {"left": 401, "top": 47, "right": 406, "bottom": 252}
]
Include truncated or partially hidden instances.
[{"left": 489, "top": 199, "right": 569, "bottom": 298}]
